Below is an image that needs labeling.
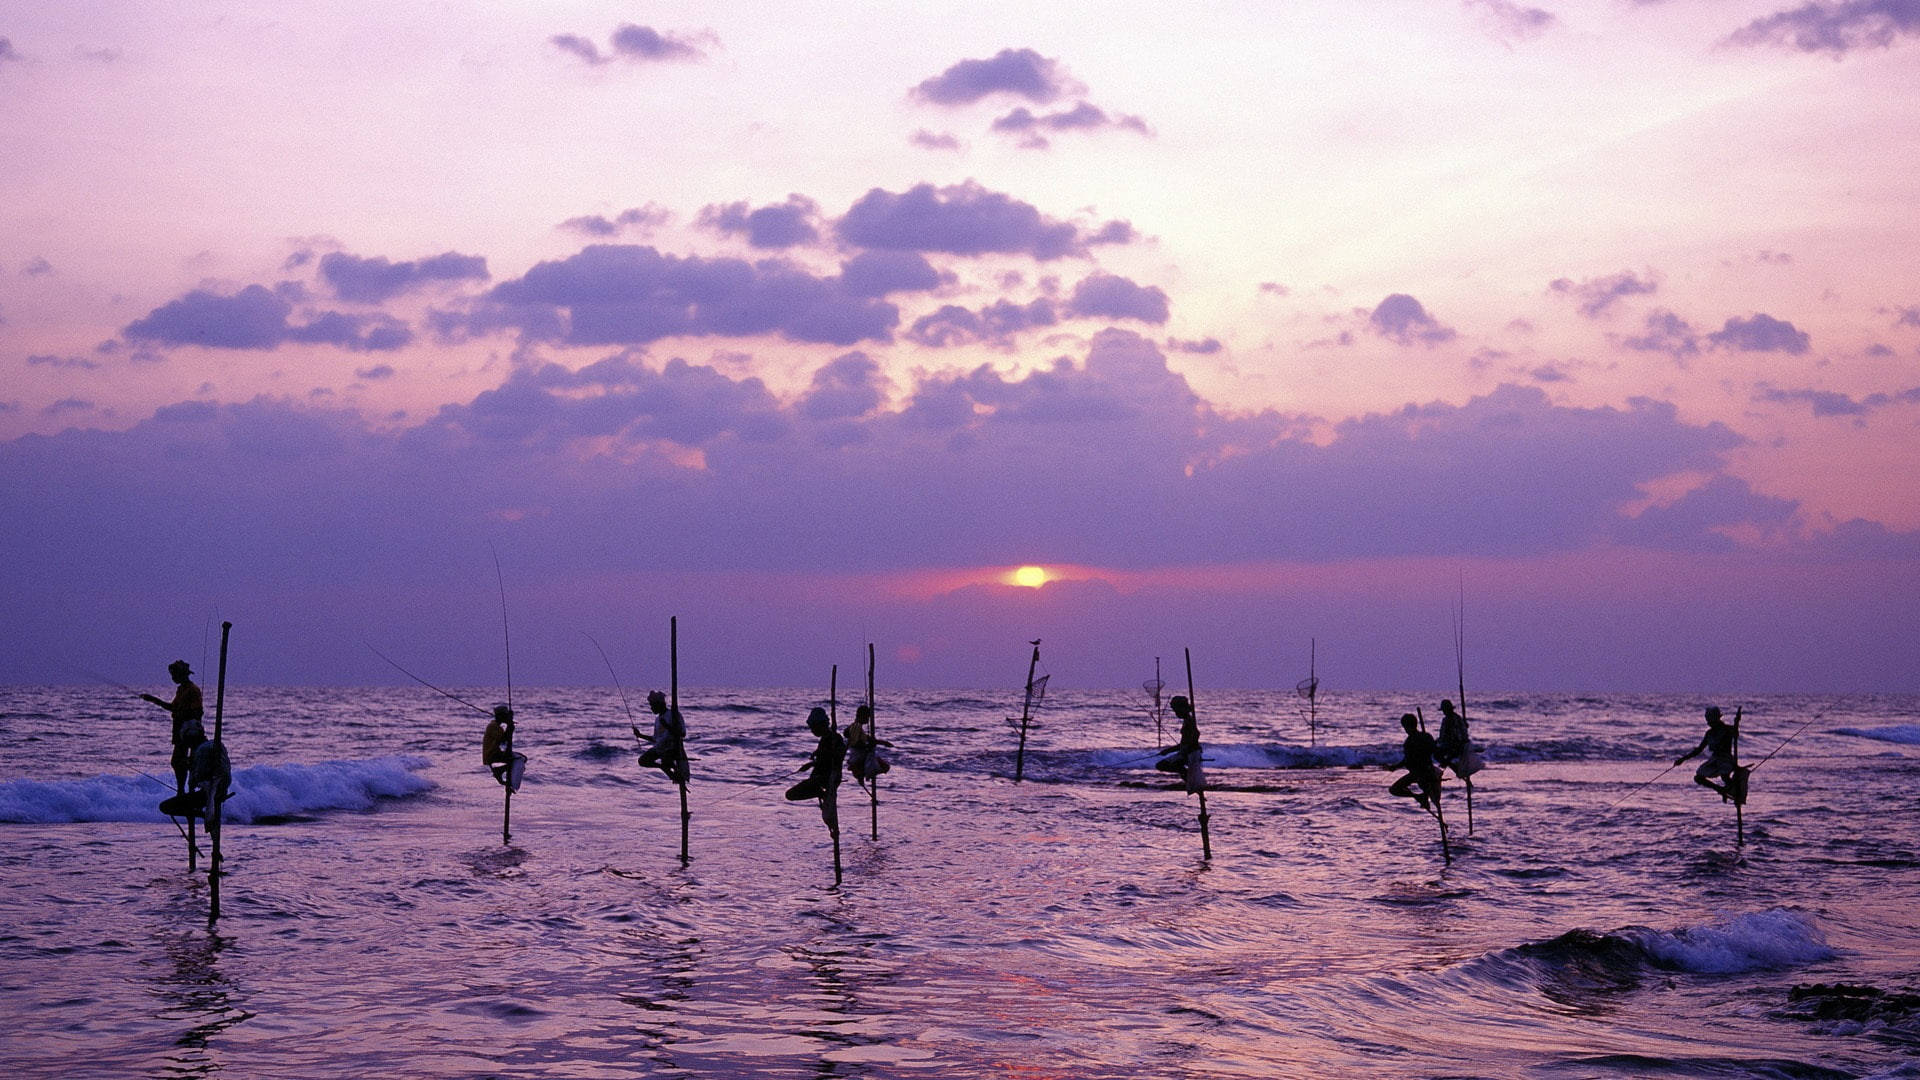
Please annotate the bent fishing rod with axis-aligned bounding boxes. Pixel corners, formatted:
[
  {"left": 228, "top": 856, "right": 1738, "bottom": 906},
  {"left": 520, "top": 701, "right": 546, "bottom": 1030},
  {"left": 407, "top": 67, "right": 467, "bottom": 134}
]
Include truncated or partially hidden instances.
[
  {"left": 582, "top": 632, "right": 638, "bottom": 730},
  {"left": 1606, "top": 760, "right": 1684, "bottom": 811},
  {"left": 1745, "top": 711, "right": 1827, "bottom": 774},
  {"left": 365, "top": 643, "right": 491, "bottom": 715}
]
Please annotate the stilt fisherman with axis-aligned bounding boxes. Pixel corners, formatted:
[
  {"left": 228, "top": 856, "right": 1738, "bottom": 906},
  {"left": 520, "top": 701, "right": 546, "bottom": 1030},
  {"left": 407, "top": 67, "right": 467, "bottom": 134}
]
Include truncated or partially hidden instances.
[
  {"left": 141, "top": 660, "right": 205, "bottom": 794},
  {"left": 483, "top": 704, "right": 526, "bottom": 792},
  {"left": 1676, "top": 706, "right": 1746, "bottom": 803},
  {"left": 637, "top": 690, "right": 689, "bottom": 784},
  {"left": 1387, "top": 713, "right": 1443, "bottom": 812},
  {"left": 1155, "top": 695, "right": 1205, "bottom": 794},
  {"left": 786, "top": 707, "right": 846, "bottom": 836},
  {"left": 845, "top": 704, "right": 891, "bottom": 793}
]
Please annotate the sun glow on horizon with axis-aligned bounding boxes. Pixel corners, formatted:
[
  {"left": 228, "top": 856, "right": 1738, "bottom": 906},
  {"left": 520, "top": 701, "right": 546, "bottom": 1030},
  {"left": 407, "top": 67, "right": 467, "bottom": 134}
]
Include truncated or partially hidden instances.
[{"left": 1011, "top": 565, "right": 1049, "bottom": 588}]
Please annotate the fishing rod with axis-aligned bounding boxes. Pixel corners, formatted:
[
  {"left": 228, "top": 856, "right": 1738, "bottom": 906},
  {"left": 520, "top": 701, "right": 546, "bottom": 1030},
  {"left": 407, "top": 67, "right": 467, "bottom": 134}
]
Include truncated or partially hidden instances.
[
  {"left": 1746, "top": 711, "right": 1826, "bottom": 774},
  {"left": 78, "top": 666, "right": 140, "bottom": 695},
  {"left": 1454, "top": 581, "right": 1474, "bottom": 837},
  {"left": 583, "top": 632, "right": 638, "bottom": 730},
  {"left": 364, "top": 643, "right": 491, "bottom": 715},
  {"left": 1605, "top": 760, "right": 1684, "bottom": 811},
  {"left": 490, "top": 547, "right": 517, "bottom": 846},
  {"left": 705, "top": 762, "right": 812, "bottom": 808},
  {"left": 492, "top": 544, "right": 513, "bottom": 711}
]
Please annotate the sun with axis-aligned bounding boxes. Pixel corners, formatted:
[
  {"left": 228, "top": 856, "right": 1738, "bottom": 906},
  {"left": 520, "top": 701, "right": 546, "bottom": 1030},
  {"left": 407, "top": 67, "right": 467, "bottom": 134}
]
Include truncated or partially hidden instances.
[{"left": 1012, "top": 565, "right": 1049, "bottom": 588}]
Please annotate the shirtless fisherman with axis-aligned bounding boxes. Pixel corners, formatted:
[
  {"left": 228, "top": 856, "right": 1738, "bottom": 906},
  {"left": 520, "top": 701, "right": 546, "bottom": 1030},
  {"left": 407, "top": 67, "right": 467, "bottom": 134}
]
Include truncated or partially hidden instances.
[
  {"left": 785, "top": 707, "right": 846, "bottom": 837},
  {"left": 1387, "top": 713, "right": 1443, "bottom": 813},
  {"left": 1676, "top": 706, "right": 1746, "bottom": 803}
]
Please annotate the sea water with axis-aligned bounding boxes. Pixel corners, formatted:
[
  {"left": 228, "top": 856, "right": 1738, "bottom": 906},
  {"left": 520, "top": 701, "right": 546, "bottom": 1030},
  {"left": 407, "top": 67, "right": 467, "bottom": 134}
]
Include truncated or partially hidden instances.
[{"left": 1, "top": 686, "right": 1916, "bottom": 1079}]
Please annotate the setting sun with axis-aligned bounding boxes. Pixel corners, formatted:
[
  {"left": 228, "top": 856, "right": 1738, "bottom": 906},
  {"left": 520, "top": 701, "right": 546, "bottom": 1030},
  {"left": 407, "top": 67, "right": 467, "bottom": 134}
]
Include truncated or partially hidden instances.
[{"left": 1012, "top": 565, "right": 1049, "bottom": 588}]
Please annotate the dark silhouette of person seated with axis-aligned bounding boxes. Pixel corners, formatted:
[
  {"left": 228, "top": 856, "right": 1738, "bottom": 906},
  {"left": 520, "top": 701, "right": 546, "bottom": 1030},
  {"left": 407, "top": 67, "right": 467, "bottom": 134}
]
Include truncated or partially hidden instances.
[
  {"left": 636, "top": 690, "right": 689, "bottom": 785},
  {"left": 1155, "top": 694, "right": 1205, "bottom": 793},
  {"left": 1435, "top": 698, "right": 1481, "bottom": 785},
  {"left": 482, "top": 704, "right": 527, "bottom": 791},
  {"left": 1388, "top": 713, "right": 1443, "bottom": 813},
  {"left": 1676, "top": 705, "right": 1746, "bottom": 804},
  {"left": 845, "top": 704, "right": 892, "bottom": 792},
  {"left": 786, "top": 707, "right": 846, "bottom": 836},
  {"left": 158, "top": 736, "right": 231, "bottom": 819}
]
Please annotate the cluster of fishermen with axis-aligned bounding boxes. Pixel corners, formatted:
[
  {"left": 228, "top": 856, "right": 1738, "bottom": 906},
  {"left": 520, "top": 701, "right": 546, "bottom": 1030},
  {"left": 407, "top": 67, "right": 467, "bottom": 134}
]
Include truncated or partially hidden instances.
[
  {"left": 1383, "top": 701, "right": 1748, "bottom": 817},
  {"left": 139, "top": 662, "right": 1745, "bottom": 840},
  {"left": 476, "top": 683, "right": 891, "bottom": 848},
  {"left": 1385, "top": 699, "right": 1482, "bottom": 816},
  {"left": 783, "top": 704, "right": 890, "bottom": 841},
  {"left": 139, "top": 659, "right": 232, "bottom": 822}
]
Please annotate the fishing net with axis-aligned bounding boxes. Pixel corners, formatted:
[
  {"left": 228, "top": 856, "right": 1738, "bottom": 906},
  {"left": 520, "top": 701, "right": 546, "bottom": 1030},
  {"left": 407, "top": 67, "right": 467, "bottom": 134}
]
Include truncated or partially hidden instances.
[{"left": 1296, "top": 676, "right": 1318, "bottom": 700}]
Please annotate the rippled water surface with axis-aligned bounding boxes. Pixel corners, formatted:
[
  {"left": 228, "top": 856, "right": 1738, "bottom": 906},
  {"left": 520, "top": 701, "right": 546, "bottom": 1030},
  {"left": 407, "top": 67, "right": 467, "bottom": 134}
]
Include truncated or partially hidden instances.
[{"left": 2, "top": 685, "right": 1917, "bottom": 1078}]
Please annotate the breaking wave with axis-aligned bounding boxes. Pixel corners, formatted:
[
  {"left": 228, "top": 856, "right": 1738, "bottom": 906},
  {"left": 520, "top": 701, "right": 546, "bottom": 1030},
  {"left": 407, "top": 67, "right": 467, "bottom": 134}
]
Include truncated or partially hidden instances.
[
  {"left": 0, "top": 755, "right": 436, "bottom": 825},
  {"left": 1478, "top": 909, "right": 1835, "bottom": 987},
  {"left": 1834, "top": 725, "right": 1920, "bottom": 747}
]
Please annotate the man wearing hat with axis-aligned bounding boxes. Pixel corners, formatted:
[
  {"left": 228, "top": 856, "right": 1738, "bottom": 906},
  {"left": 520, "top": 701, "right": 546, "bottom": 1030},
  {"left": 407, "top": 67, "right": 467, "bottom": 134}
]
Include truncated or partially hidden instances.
[{"left": 141, "top": 660, "right": 206, "bottom": 793}]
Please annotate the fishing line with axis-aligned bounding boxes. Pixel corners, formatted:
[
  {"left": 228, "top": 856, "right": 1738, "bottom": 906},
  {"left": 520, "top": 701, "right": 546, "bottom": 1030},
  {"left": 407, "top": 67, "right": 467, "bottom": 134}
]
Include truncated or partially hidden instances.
[
  {"left": 491, "top": 544, "right": 512, "bottom": 710},
  {"left": 1606, "top": 760, "right": 1684, "bottom": 811},
  {"left": 77, "top": 666, "right": 139, "bottom": 695},
  {"left": 582, "top": 632, "right": 636, "bottom": 728},
  {"left": 135, "top": 769, "right": 196, "bottom": 845},
  {"left": 365, "top": 643, "right": 490, "bottom": 715},
  {"left": 1747, "top": 711, "right": 1827, "bottom": 773},
  {"left": 706, "top": 763, "right": 813, "bottom": 808}
]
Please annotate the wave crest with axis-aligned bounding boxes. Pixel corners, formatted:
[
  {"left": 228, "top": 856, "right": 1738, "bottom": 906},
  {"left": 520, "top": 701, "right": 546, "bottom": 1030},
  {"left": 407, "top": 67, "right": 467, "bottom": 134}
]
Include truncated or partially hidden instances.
[{"left": 0, "top": 755, "right": 436, "bottom": 825}]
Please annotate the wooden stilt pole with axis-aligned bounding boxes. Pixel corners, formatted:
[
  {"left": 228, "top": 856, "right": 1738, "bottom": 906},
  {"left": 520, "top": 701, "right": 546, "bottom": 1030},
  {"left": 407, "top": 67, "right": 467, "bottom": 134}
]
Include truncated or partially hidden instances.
[
  {"left": 208, "top": 621, "right": 230, "bottom": 923},
  {"left": 1733, "top": 710, "right": 1744, "bottom": 849},
  {"left": 867, "top": 643, "right": 878, "bottom": 842},
  {"left": 1456, "top": 585, "right": 1474, "bottom": 838},
  {"left": 495, "top": 551, "right": 515, "bottom": 846},
  {"left": 673, "top": 616, "right": 688, "bottom": 866},
  {"left": 1013, "top": 640, "right": 1040, "bottom": 783},
  {"left": 829, "top": 665, "right": 843, "bottom": 884},
  {"left": 830, "top": 798, "right": 843, "bottom": 887},
  {"left": 1185, "top": 648, "right": 1211, "bottom": 861},
  {"left": 1308, "top": 639, "right": 1316, "bottom": 748}
]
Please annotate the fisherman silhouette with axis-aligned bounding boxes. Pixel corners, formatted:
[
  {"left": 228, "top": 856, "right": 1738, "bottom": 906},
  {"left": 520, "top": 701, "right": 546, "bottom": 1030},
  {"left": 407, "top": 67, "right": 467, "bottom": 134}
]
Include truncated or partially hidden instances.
[
  {"left": 1155, "top": 695, "right": 1205, "bottom": 794},
  {"left": 845, "top": 704, "right": 891, "bottom": 792},
  {"left": 786, "top": 707, "right": 846, "bottom": 835},
  {"left": 1387, "top": 713, "right": 1443, "bottom": 812},
  {"left": 637, "top": 690, "right": 689, "bottom": 785},
  {"left": 140, "top": 660, "right": 205, "bottom": 794},
  {"left": 1676, "top": 705, "right": 1746, "bottom": 804},
  {"left": 1435, "top": 698, "right": 1480, "bottom": 783},
  {"left": 482, "top": 704, "right": 526, "bottom": 791}
]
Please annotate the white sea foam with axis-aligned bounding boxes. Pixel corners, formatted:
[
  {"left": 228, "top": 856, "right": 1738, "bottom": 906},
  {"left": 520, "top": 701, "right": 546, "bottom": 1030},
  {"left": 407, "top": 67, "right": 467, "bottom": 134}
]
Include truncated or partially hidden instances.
[
  {"left": 1631, "top": 908, "right": 1835, "bottom": 975},
  {"left": 0, "top": 755, "right": 436, "bottom": 825},
  {"left": 1834, "top": 724, "right": 1920, "bottom": 747}
]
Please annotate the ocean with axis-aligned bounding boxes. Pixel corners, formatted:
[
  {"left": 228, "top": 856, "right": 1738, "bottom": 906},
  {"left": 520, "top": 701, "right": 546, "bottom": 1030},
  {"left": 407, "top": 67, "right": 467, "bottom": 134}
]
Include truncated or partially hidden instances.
[{"left": 1, "top": 684, "right": 1916, "bottom": 1079}]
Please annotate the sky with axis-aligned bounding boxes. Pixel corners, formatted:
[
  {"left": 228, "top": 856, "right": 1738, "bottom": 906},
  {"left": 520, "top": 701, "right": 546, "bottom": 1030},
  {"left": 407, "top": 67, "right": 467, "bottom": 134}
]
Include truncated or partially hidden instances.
[{"left": 2, "top": 0, "right": 1918, "bottom": 691}]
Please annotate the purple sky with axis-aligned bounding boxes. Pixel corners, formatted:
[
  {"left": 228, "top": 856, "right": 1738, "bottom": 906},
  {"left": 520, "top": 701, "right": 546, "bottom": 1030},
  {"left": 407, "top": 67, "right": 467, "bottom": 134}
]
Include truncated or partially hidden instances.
[{"left": 3, "top": 3, "right": 1918, "bottom": 690}]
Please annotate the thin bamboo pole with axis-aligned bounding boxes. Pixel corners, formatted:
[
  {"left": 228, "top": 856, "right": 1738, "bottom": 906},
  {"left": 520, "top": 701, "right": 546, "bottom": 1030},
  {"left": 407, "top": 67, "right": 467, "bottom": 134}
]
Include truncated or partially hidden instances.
[
  {"left": 1185, "top": 648, "right": 1211, "bottom": 861},
  {"left": 673, "top": 616, "right": 688, "bottom": 865},
  {"left": 208, "top": 621, "right": 230, "bottom": 923},
  {"left": 867, "top": 643, "right": 878, "bottom": 841}
]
